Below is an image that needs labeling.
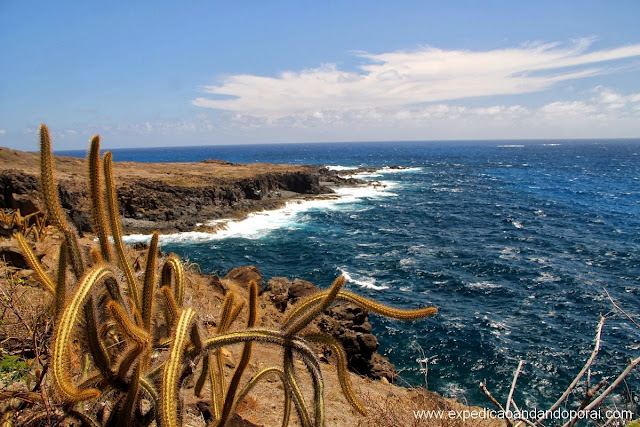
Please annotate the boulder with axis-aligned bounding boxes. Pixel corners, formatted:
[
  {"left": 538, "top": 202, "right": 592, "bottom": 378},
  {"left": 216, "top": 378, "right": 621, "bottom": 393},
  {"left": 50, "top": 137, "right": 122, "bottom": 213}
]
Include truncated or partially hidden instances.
[
  {"left": 10, "top": 193, "right": 41, "bottom": 216},
  {"left": 0, "top": 241, "right": 30, "bottom": 269},
  {"left": 208, "top": 274, "right": 226, "bottom": 295},
  {"left": 288, "top": 278, "right": 318, "bottom": 300},
  {"left": 224, "top": 265, "right": 264, "bottom": 290},
  {"left": 264, "top": 277, "right": 292, "bottom": 311}
]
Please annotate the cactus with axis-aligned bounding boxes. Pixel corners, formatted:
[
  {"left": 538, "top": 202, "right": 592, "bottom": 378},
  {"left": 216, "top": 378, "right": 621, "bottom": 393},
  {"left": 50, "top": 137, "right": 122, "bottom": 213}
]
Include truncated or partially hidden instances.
[{"left": 15, "top": 124, "right": 438, "bottom": 426}]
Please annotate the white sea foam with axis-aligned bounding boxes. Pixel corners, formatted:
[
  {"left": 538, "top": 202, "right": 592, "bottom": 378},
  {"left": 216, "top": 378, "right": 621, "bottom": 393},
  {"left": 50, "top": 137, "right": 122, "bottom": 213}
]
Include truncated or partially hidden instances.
[
  {"left": 467, "top": 281, "right": 501, "bottom": 290},
  {"left": 326, "top": 165, "right": 359, "bottom": 171},
  {"left": 349, "top": 171, "right": 382, "bottom": 179},
  {"left": 123, "top": 180, "right": 398, "bottom": 244},
  {"left": 339, "top": 268, "right": 389, "bottom": 290},
  {"left": 497, "top": 144, "right": 525, "bottom": 148},
  {"left": 377, "top": 166, "right": 422, "bottom": 173},
  {"left": 344, "top": 166, "right": 422, "bottom": 180}
]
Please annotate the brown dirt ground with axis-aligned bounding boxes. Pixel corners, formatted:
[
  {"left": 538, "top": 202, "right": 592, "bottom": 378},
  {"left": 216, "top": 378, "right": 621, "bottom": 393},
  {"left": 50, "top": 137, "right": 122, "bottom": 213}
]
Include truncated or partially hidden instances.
[{"left": 0, "top": 146, "right": 310, "bottom": 188}]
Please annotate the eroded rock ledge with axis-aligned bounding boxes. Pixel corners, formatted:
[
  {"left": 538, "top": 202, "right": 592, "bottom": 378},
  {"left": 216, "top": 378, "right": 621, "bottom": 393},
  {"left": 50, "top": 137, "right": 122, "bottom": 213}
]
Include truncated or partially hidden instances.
[{"left": 0, "top": 147, "right": 362, "bottom": 234}]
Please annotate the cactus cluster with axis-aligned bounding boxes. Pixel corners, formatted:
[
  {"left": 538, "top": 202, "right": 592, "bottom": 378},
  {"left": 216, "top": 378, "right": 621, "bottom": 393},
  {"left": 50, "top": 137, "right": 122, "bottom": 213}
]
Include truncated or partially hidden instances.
[
  {"left": 0, "top": 209, "right": 48, "bottom": 241},
  {"left": 17, "top": 124, "right": 438, "bottom": 426}
]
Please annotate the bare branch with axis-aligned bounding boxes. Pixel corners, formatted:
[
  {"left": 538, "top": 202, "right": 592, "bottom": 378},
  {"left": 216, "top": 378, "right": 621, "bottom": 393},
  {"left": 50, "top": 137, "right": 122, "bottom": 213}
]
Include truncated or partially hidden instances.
[
  {"left": 604, "top": 288, "right": 640, "bottom": 329},
  {"left": 576, "top": 356, "right": 640, "bottom": 416},
  {"left": 506, "top": 360, "right": 524, "bottom": 415},
  {"left": 534, "top": 316, "right": 605, "bottom": 426},
  {"left": 479, "top": 381, "right": 513, "bottom": 427}
]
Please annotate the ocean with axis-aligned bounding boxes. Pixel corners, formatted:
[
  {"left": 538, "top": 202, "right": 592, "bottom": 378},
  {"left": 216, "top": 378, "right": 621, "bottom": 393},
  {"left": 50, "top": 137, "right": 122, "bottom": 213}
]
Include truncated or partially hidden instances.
[{"left": 58, "top": 140, "right": 640, "bottom": 410}]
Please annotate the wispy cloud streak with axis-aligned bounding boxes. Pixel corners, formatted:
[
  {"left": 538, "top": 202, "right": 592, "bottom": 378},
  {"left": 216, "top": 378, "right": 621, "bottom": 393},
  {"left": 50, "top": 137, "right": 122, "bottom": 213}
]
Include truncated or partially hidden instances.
[{"left": 193, "top": 38, "right": 640, "bottom": 118}]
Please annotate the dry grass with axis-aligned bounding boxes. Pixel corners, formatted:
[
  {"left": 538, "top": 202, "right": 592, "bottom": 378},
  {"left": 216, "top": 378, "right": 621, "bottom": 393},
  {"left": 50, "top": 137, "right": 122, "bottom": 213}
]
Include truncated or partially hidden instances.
[{"left": 355, "top": 386, "right": 502, "bottom": 427}]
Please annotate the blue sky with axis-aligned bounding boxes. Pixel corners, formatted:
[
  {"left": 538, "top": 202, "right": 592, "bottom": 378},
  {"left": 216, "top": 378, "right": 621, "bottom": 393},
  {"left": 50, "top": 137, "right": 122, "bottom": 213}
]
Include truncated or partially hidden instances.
[{"left": 1, "top": 1, "right": 640, "bottom": 150}]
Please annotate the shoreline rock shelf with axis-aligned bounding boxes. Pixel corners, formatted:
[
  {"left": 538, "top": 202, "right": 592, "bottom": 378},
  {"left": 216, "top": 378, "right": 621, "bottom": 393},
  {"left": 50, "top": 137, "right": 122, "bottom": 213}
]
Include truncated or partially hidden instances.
[{"left": 0, "top": 146, "right": 368, "bottom": 235}]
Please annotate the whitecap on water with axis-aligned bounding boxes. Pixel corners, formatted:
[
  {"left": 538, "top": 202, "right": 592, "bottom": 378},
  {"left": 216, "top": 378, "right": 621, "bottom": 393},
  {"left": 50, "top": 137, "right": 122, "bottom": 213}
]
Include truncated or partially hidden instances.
[
  {"left": 338, "top": 268, "right": 389, "bottom": 290},
  {"left": 377, "top": 166, "right": 423, "bottom": 173},
  {"left": 326, "top": 165, "right": 359, "bottom": 171},
  {"left": 534, "top": 272, "right": 559, "bottom": 283},
  {"left": 467, "top": 281, "right": 501, "bottom": 290}
]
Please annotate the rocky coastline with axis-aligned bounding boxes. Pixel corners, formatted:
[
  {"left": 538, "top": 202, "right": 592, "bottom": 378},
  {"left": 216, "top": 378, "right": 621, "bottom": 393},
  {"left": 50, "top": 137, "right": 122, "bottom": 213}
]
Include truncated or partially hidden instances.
[
  {"left": 0, "top": 146, "right": 398, "bottom": 380},
  {"left": 0, "top": 146, "right": 366, "bottom": 235}
]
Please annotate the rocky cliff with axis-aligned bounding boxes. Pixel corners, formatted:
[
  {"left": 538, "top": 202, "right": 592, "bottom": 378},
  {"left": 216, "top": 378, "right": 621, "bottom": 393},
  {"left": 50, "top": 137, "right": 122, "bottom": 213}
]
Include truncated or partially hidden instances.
[{"left": 0, "top": 147, "right": 356, "bottom": 234}]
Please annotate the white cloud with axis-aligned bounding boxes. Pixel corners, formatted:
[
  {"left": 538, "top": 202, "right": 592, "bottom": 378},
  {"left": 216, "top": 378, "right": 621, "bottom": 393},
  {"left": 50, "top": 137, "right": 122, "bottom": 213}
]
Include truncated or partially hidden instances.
[
  {"left": 539, "top": 101, "right": 597, "bottom": 115},
  {"left": 203, "top": 84, "right": 639, "bottom": 142},
  {"left": 193, "top": 38, "right": 640, "bottom": 119},
  {"left": 0, "top": 129, "right": 5, "bottom": 135},
  {"left": 591, "top": 86, "right": 640, "bottom": 110}
]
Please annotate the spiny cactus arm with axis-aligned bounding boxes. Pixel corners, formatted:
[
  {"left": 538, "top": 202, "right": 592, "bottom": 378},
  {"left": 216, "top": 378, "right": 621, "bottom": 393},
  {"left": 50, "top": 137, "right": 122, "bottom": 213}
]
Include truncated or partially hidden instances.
[
  {"left": 89, "top": 248, "right": 102, "bottom": 264},
  {"left": 38, "top": 124, "right": 68, "bottom": 232},
  {"left": 132, "top": 305, "right": 144, "bottom": 328},
  {"left": 119, "top": 363, "right": 142, "bottom": 426},
  {"left": 284, "top": 276, "right": 345, "bottom": 336},
  {"left": 339, "top": 291, "right": 438, "bottom": 319},
  {"left": 103, "top": 152, "right": 141, "bottom": 310},
  {"left": 84, "top": 298, "right": 114, "bottom": 382},
  {"left": 62, "top": 228, "right": 85, "bottom": 279},
  {"left": 227, "top": 299, "right": 246, "bottom": 329},
  {"left": 65, "top": 409, "right": 102, "bottom": 427},
  {"left": 77, "top": 371, "right": 107, "bottom": 392},
  {"left": 219, "top": 281, "right": 259, "bottom": 425},
  {"left": 107, "top": 301, "right": 151, "bottom": 380},
  {"left": 39, "top": 125, "right": 85, "bottom": 276},
  {"left": 52, "top": 264, "right": 119, "bottom": 402},
  {"left": 15, "top": 232, "right": 56, "bottom": 293},
  {"left": 161, "top": 254, "right": 185, "bottom": 306},
  {"left": 194, "top": 353, "right": 210, "bottom": 398},
  {"left": 140, "top": 375, "right": 159, "bottom": 402},
  {"left": 190, "top": 322, "right": 204, "bottom": 352},
  {"left": 142, "top": 232, "right": 159, "bottom": 331},
  {"left": 55, "top": 241, "right": 68, "bottom": 319},
  {"left": 160, "top": 307, "right": 195, "bottom": 427},
  {"left": 201, "top": 329, "right": 320, "bottom": 355},
  {"left": 226, "top": 367, "right": 291, "bottom": 427},
  {"left": 147, "top": 360, "right": 166, "bottom": 380},
  {"left": 284, "top": 289, "right": 438, "bottom": 327},
  {"left": 284, "top": 347, "right": 313, "bottom": 427},
  {"left": 216, "top": 292, "right": 236, "bottom": 334},
  {"left": 98, "top": 320, "right": 117, "bottom": 342},
  {"left": 87, "top": 135, "right": 113, "bottom": 262},
  {"left": 107, "top": 300, "right": 151, "bottom": 350},
  {"left": 160, "top": 286, "right": 179, "bottom": 331},
  {"left": 202, "top": 330, "right": 324, "bottom": 427},
  {"left": 215, "top": 347, "right": 226, "bottom": 414},
  {"left": 104, "top": 276, "right": 128, "bottom": 310},
  {"left": 208, "top": 355, "right": 223, "bottom": 421},
  {"left": 212, "top": 291, "right": 237, "bottom": 405},
  {"left": 305, "top": 333, "right": 367, "bottom": 416},
  {"left": 191, "top": 322, "right": 209, "bottom": 399}
]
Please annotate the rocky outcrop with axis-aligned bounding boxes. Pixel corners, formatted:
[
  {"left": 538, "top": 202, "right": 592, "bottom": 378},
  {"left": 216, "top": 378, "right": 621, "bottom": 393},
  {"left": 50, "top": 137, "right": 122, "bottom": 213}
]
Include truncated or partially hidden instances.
[
  {"left": 223, "top": 265, "right": 264, "bottom": 291},
  {"left": 0, "top": 167, "right": 335, "bottom": 234},
  {"left": 264, "top": 276, "right": 397, "bottom": 381}
]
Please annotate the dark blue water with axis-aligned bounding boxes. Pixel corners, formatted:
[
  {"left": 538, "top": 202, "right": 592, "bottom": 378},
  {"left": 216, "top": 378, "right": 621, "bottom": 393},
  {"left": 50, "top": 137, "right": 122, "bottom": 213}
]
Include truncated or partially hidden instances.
[{"left": 60, "top": 140, "right": 640, "bottom": 409}]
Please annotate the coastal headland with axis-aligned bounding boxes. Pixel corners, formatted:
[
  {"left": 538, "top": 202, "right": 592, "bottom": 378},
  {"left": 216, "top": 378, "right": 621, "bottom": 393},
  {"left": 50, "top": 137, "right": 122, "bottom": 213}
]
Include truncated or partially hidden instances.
[{"left": 0, "top": 146, "right": 363, "bottom": 235}]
